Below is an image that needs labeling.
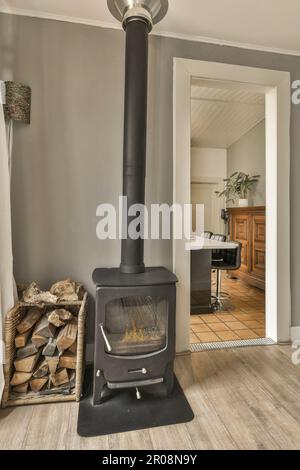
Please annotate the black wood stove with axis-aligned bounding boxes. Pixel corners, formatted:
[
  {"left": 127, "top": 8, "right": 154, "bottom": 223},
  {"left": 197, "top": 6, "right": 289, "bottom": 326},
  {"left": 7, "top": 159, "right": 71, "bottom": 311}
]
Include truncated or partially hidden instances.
[{"left": 92, "top": 0, "right": 177, "bottom": 405}]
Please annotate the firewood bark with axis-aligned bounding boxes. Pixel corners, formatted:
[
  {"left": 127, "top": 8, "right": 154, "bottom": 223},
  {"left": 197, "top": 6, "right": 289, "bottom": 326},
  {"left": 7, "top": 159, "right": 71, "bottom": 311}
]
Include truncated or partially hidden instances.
[
  {"left": 10, "top": 372, "right": 32, "bottom": 386},
  {"left": 48, "top": 309, "right": 73, "bottom": 327},
  {"left": 33, "top": 360, "right": 49, "bottom": 378},
  {"left": 50, "top": 368, "right": 69, "bottom": 387},
  {"left": 56, "top": 319, "right": 77, "bottom": 352},
  {"left": 42, "top": 334, "right": 58, "bottom": 356},
  {"left": 17, "top": 307, "right": 43, "bottom": 334},
  {"left": 15, "top": 328, "right": 33, "bottom": 348},
  {"left": 69, "top": 371, "right": 76, "bottom": 388},
  {"left": 16, "top": 341, "right": 39, "bottom": 359},
  {"left": 33, "top": 315, "right": 56, "bottom": 338},
  {"left": 31, "top": 332, "right": 48, "bottom": 348},
  {"left": 22, "top": 282, "right": 58, "bottom": 304},
  {"left": 50, "top": 279, "right": 84, "bottom": 302},
  {"left": 59, "top": 352, "right": 76, "bottom": 370},
  {"left": 68, "top": 340, "right": 77, "bottom": 355},
  {"left": 14, "top": 351, "right": 40, "bottom": 373},
  {"left": 30, "top": 377, "right": 48, "bottom": 392},
  {"left": 45, "top": 355, "right": 60, "bottom": 375},
  {"left": 12, "top": 383, "right": 29, "bottom": 394}
]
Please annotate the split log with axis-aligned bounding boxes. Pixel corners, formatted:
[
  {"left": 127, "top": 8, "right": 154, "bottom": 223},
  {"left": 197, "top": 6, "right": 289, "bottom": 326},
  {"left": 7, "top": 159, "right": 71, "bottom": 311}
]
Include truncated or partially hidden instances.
[
  {"left": 15, "top": 328, "right": 33, "bottom": 348},
  {"left": 12, "top": 383, "right": 29, "bottom": 394},
  {"left": 42, "top": 335, "right": 57, "bottom": 357},
  {"left": 33, "top": 315, "right": 56, "bottom": 338},
  {"left": 30, "top": 377, "right": 48, "bottom": 392},
  {"left": 59, "top": 352, "right": 76, "bottom": 370},
  {"left": 31, "top": 332, "right": 48, "bottom": 348},
  {"left": 45, "top": 354, "right": 60, "bottom": 375},
  {"left": 14, "top": 351, "right": 40, "bottom": 373},
  {"left": 68, "top": 340, "right": 77, "bottom": 355},
  {"left": 16, "top": 307, "right": 43, "bottom": 334},
  {"left": 57, "top": 319, "right": 77, "bottom": 352},
  {"left": 10, "top": 372, "right": 32, "bottom": 386},
  {"left": 50, "top": 279, "right": 84, "bottom": 302},
  {"left": 16, "top": 341, "right": 39, "bottom": 359},
  {"left": 50, "top": 368, "right": 69, "bottom": 387},
  {"left": 69, "top": 371, "right": 76, "bottom": 388},
  {"left": 40, "top": 371, "right": 76, "bottom": 396},
  {"left": 33, "top": 360, "right": 49, "bottom": 378},
  {"left": 48, "top": 309, "right": 73, "bottom": 327}
]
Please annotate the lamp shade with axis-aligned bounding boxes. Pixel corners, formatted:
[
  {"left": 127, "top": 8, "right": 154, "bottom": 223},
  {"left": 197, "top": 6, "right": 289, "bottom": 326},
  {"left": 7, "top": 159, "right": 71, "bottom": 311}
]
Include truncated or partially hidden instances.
[{"left": 3, "top": 81, "right": 31, "bottom": 124}]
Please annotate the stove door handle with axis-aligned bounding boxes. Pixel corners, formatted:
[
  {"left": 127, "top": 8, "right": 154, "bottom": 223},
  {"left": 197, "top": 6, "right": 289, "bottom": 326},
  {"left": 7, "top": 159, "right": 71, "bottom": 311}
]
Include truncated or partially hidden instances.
[{"left": 99, "top": 323, "right": 112, "bottom": 352}]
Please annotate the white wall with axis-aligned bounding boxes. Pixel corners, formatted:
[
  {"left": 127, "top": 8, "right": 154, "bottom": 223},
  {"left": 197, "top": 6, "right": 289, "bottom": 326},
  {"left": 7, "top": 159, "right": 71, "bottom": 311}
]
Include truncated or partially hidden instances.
[
  {"left": 191, "top": 148, "right": 227, "bottom": 179},
  {"left": 227, "top": 121, "right": 265, "bottom": 206},
  {"left": 191, "top": 147, "right": 227, "bottom": 235}
]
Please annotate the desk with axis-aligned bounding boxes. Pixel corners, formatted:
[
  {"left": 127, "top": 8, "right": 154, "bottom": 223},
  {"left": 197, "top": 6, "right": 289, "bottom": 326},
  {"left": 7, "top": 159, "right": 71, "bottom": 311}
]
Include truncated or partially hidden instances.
[{"left": 186, "top": 237, "right": 237, "bottom": 314}]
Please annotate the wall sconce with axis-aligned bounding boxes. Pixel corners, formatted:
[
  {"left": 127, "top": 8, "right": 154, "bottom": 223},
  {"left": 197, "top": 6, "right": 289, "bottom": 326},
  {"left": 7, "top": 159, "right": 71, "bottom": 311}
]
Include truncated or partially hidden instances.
[{"left": 3, "top": 81, "right": 31, "bottom": 124}]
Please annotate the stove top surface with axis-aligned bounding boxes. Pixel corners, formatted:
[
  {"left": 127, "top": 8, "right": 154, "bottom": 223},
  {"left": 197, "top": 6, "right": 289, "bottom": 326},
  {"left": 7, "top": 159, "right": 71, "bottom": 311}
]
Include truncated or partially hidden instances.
[{"left": 93, "top": 267, "right": 178, "bottom": 287}]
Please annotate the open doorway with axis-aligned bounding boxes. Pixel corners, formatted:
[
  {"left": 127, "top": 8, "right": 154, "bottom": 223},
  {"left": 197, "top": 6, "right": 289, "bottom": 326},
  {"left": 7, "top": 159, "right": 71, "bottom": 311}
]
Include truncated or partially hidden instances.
[
  {"left": 190, "top": 78, "right": 266, "bottom": 347},
  {"left": 173, "top": 59, "right": 290, "bottom": 354}
]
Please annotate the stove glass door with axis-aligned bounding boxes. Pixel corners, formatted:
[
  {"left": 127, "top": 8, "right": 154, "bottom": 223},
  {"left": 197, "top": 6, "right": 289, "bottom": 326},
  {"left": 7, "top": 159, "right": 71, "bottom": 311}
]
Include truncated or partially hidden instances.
[{"left": 104, "top": 295, "right": 168, "bottom": 356}]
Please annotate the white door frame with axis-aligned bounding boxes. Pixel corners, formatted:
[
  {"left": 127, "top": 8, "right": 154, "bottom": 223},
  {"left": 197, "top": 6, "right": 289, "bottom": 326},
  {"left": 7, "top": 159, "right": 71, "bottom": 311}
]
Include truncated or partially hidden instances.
[{"left": 173, "top": 58, "right": 291, "bottom": 353}]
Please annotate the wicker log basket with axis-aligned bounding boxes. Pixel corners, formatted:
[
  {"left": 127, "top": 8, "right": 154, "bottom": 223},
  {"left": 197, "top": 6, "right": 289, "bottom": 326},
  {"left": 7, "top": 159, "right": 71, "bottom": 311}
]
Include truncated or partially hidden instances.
[{"left": 2, "top": 289, "right": 87, "bottom": 408}]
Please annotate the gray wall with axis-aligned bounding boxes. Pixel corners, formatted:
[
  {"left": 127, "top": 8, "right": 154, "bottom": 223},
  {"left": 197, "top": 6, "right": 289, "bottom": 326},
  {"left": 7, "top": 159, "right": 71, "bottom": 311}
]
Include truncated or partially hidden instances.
[
  {"left": 1, "top": 13, "right": 300, "bottom": 351},
  {"left": 227, "top": 121, "right": 265, "bottom": 206}
]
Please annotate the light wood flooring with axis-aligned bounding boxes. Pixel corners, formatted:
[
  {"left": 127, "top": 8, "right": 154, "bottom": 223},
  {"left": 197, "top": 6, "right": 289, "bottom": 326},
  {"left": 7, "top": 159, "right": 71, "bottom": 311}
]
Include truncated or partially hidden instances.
[
  {"left": 1, "top": 344, "right": 300, "bottom": 450},
  {"left": 191, "top": 276, "right": 265, "bottom": 344}
]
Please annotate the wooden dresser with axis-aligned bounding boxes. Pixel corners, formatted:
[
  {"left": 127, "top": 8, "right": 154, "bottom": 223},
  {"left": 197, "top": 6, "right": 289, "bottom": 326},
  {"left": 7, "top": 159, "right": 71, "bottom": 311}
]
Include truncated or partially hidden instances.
[{"left": 228, "top": 206, "right": 265, "bottom": 290}]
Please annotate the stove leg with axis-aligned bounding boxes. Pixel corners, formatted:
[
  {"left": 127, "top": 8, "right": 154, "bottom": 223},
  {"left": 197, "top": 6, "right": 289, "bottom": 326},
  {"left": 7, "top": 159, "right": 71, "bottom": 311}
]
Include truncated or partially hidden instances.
[
  {"left": 164, "top": 362, "right": 174, "bottom": 395},
  {"left": 93, "top": 370, "right": 107, "bottom": 406}
]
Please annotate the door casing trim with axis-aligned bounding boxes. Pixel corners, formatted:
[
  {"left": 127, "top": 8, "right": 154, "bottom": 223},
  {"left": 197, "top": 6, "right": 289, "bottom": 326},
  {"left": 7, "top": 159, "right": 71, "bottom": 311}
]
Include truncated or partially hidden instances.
[{"left": 173, "top": 58, "right": 291, "bottom": 352}]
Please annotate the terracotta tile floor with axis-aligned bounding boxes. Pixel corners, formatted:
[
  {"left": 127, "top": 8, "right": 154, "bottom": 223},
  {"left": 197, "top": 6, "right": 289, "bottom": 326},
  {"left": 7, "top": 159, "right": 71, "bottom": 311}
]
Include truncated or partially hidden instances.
[{"left": 190, "top": 275, "right": 265, "bottom": 344}]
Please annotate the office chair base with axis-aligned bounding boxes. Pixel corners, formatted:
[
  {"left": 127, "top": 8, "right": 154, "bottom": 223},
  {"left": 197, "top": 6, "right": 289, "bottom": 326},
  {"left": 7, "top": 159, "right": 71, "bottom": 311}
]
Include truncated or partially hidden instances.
[{"left": 211, "top": 298, "right": 224, "bottom": 311}]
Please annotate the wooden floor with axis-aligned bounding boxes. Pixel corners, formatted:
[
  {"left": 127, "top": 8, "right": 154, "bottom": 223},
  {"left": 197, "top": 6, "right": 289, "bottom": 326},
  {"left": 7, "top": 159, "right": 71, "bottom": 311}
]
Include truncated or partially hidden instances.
[
  {"left": 191, "top": 276, "right": 265, "bottom": 344},
  {"left": 1, "top": 344, "right": 300, "bottom": 450}
]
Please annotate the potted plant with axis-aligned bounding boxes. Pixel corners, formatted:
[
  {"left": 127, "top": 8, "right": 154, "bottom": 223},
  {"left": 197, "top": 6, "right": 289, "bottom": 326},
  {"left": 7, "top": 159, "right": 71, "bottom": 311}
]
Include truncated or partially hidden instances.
[{"left": 216, "top": 172, "right": 260, "bottom": 207}]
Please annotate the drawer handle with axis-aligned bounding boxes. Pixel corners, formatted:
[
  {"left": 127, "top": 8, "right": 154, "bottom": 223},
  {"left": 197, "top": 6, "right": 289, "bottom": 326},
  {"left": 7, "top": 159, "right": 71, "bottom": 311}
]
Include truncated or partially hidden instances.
[{"left": 128, "top": 368, "right": 147, "bottom": 375}]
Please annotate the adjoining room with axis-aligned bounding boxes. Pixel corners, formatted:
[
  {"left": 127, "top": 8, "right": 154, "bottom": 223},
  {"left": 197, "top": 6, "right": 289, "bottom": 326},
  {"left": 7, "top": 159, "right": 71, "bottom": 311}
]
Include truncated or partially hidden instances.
[{"left": 189, "top": 78, "right": 266, "bottom": 348}]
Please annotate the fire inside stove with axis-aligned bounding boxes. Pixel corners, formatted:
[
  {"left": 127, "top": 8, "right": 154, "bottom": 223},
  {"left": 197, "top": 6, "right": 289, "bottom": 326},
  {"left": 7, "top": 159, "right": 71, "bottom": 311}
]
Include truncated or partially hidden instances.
[{"left": 105, "top": 296, "right": 168, "bottom": 356}]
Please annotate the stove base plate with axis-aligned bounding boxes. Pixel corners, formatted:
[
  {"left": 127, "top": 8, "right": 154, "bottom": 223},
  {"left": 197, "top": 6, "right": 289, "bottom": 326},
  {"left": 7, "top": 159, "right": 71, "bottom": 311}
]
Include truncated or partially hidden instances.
[{"left": 77, "top": 366, "right": 194, "bottom": 437}]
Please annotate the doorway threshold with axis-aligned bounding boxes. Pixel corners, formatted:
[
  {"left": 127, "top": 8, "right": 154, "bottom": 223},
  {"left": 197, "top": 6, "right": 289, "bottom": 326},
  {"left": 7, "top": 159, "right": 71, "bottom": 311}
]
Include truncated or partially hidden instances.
[{"left": 190, "top": 337, "right": 276, "bottom": 352}]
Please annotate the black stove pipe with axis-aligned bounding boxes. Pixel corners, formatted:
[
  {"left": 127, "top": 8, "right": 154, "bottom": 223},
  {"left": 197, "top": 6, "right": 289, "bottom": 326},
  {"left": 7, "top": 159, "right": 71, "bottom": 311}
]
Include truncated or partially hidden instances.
[{"left": 120, "top": 17, "right": 150, "bottom": 274}]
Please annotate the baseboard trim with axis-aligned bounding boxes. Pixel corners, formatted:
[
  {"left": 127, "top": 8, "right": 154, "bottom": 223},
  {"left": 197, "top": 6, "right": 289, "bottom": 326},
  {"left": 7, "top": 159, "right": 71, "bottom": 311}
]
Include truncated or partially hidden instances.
[
  {"left": 176, "top": 350, "right": 191, "bottom": 356},
  {"left": 291, "top": 326, "right": 300, "bottom": 342}
]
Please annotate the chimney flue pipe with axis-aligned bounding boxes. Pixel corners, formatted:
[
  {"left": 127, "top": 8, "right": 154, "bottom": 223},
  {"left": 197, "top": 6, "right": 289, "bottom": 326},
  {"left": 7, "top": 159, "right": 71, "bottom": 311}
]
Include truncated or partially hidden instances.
[
  {"left": 107, "top": 1, "right": 169, "bottom": 274},
  {"left": 120, "top": 16, "right": 150, "bottom": 274}
]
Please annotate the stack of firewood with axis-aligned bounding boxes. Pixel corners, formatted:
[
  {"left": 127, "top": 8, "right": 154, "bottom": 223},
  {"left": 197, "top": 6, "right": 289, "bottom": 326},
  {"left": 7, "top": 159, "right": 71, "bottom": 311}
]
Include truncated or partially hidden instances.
[
  {"left": 9, "top": 279, "right": 84, "bottom": 397},
  {"left": 11, "top": 306, "right": 78, "bottom": 395}
]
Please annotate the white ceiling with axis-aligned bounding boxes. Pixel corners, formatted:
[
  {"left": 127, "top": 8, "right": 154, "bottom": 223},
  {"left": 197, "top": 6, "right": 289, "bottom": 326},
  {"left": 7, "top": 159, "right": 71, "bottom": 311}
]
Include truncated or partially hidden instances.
[
  {"left": 1, "top": 0, "right": 300, "bottom": 55},
  {"left": 191, "top": 79, "right": 265, "bottom": 148}
]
